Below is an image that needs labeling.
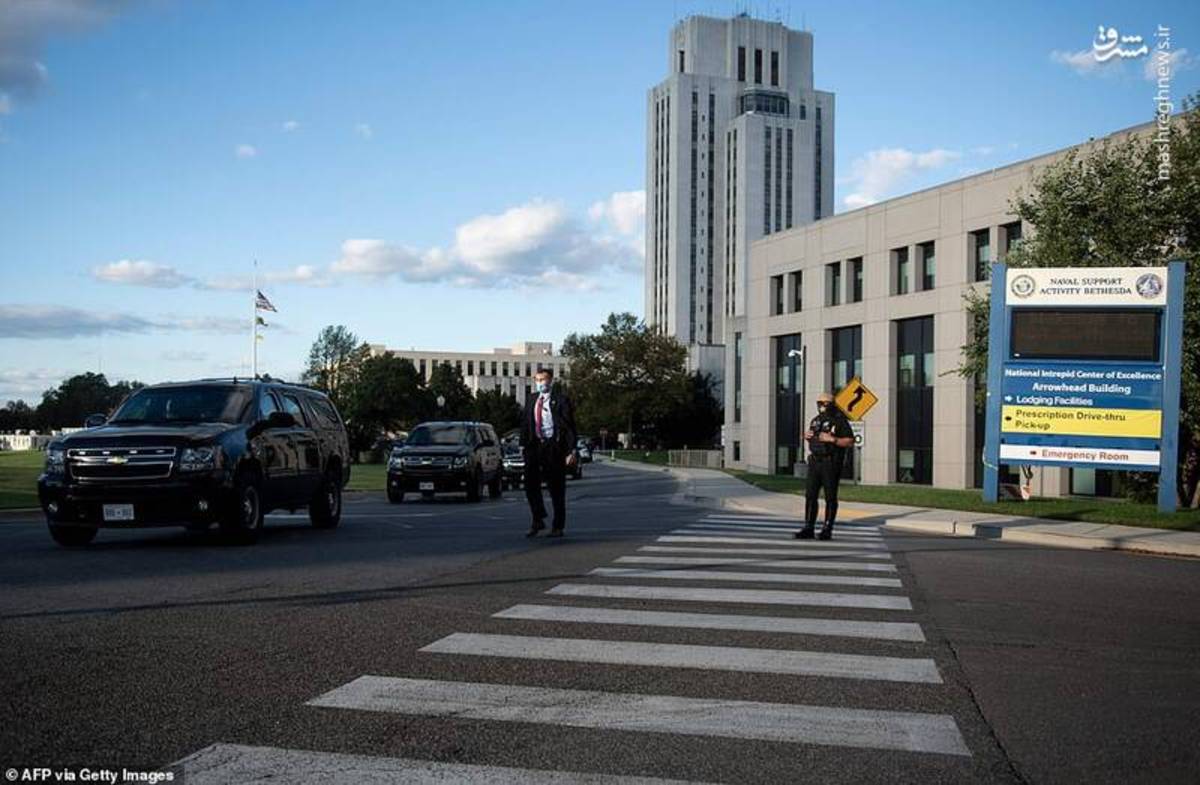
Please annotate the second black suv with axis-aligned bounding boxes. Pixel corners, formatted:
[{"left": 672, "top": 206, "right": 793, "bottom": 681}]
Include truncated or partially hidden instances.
[
  {"left": 38, "top": 379, "right": 351, "bottom": 546},
  {"left": 387, "top": 421, "right": 502, "bottom": 502}
]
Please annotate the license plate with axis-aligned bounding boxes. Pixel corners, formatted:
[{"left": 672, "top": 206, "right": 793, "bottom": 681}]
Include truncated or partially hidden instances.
[
  {"left": 419, "top": 482, "right": 435, "bottom": 491},
  {"left": 103, "top": 504, "right": 135, "bottom": 522}
]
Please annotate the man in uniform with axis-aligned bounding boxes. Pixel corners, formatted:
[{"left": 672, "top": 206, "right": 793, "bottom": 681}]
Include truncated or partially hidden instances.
[
  {"left": 796, "top": 392, "right": 855, "bottom": 540},
  {"left": 520, "top": 367, "right": 578, "bottom": 538}
]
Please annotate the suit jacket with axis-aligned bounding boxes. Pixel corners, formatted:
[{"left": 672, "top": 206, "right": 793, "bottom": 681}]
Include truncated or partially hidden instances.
[{"left": 521, "top": 386, "right": 577, "bottom": 452}]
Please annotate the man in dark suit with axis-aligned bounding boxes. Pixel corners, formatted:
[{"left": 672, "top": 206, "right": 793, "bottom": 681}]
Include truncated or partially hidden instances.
[{"left": 520, "top": 367, "right": 577, "bottom": 538}]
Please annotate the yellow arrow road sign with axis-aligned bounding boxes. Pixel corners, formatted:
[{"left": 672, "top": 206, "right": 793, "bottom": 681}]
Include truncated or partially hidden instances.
[{"left": 835, "top": 377, "right": 878, "bottom": 421}]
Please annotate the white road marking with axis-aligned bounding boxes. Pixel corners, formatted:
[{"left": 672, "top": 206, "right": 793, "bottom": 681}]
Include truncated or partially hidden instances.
[
  {"left": 702, "top": 515, "right": 880, "bottom": 527},
  {"left": 589, "top": 567, "right": 902, "bottom": 589},
  {"left": 659, "top": 535, "right": 887, "bottom": 550},
  {"left": 701, "top": 516, "right": 881, "bottom": 530},
  {"left": 493, "top": 604, "right": 926, "bottom": 642},
  {"left": 547, "top": 584, "right": 913, "bottom": 611},
  {"left": 421, "top": 633, "right": 940, "bottom": 684},
  {"left": 681, "top": 525, "right": 881, "bottom": 539},
  {"left": 615, "top": 555, "right": 897, "bottom": 573},
  {"left": 307, "top": 676, "right": 969, "bottom": 756},
  {"left": 168, "top": 743, "right": 704, "bottom": 784},
  {"left": 640, "top": 545, "right": 892, "bottom": 560}
]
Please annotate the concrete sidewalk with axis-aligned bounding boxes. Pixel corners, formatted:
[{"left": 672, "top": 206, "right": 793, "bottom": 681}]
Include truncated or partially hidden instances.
[{"left": 608, "top": 458, "right": 1200, "bottom": 559}]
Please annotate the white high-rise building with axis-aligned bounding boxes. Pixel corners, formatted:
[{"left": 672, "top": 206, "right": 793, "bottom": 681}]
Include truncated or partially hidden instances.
[{"left": 645, "top": 14, "right": 835, "bottom": 385}]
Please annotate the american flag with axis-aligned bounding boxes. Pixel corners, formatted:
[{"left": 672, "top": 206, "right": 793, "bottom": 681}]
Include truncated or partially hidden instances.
[{"left": 255, "top": 289, "right": 277, "bottom": 312}]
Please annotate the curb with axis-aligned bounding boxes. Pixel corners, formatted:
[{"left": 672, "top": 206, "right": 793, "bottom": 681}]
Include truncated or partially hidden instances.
[
  {"left": 0, "top": 507, "right": 41, "bottom": 523},
  {"left": 884, "top": 518, "right": 1200, "bottom": 559}
]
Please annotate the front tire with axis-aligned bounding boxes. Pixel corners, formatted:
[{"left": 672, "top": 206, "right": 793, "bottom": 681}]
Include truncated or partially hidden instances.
[
  {"left": 387, "top": 486, "right": 404, "bottom": 503},
  {"left": 48, "top": 522, "right": 97, "bottom": 547},
  {"left": 221, "top": 472, "right": 263, "bottom": 544},
  {"left": 310, "top": 470, "right": 343, "bottom": 529}
]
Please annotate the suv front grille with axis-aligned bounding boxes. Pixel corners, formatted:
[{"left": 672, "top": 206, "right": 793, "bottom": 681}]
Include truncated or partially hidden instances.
[{"left": 68, "top": 446, "right": 176, "bottom": 482}]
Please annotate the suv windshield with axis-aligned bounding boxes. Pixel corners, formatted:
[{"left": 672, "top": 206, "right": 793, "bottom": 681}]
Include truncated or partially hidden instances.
[
  {"left": 406, "top": 424, "right": 469, "bottom": 446},
  {"left": 108, "top": 386, "right": 252, "bottom": 425}
]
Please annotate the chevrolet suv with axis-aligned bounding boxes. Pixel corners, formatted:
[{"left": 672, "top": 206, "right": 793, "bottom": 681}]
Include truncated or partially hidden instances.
[
  {"left": 37, "top": 379, "right": 350, "bottom": 546},
  {"left": 387, "top": 421, "right": 502, "bottom": 502}
]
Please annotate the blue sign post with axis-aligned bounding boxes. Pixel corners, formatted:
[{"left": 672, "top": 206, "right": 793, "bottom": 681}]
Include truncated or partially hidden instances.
[{"left": 983, "top": 262, "right": 1185, "bottom": 513}]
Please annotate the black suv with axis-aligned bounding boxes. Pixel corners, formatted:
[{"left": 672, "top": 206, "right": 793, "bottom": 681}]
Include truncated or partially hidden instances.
[
  {"left": 37, "top": 379, "right": 350, "bottom": 546},
  {"left": 387, "top": 421, "right": 502, "bottom": 502}
]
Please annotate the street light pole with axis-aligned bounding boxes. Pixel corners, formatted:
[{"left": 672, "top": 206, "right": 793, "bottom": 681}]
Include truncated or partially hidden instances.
[{"left": 787, "top": 346, "right": 806, "bottom": 469}]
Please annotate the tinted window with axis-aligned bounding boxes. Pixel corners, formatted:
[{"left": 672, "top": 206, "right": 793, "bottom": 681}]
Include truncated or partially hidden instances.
[
  {"left": 407, "top": 424, "right": 468, "bottom": 446},
  {"left": 258, "top": 392, "right": 280, "bottom": 420},
  {"left": 306, "top": 395, "right": 341, "bottom": 429},
  {"left": 110, "top": 386, "right": 251, "bottom": 425},
  {"left": 280, "top": 393, "right": 309, "bottom": 426}
]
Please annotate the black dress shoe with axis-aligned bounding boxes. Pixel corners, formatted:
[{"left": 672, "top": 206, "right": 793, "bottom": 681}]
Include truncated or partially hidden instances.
[
  {"left": 547, "top": 528, "right": 564, "bottom": 538},
  {"left": 795, "top": 527, "right": 815, "bottom": 540},
  {"left": 526, "top": 520, "right": 545, "bottom": 538},
  {"left": 818, "top": 526, "right": 833, "bottom": 541}
]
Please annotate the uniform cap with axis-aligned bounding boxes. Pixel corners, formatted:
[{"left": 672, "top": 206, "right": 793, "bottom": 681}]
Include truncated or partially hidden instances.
[{"left": 816, "top": 392, "right": 834, "bottom": 403}]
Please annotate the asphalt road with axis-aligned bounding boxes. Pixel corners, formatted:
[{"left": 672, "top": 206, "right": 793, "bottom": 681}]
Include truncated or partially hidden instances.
[{"left": 1, "top": 462, "right": 1197, "bottom": 784}]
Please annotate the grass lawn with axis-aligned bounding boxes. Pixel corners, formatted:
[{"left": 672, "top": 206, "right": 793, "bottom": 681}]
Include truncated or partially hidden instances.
[
  {"left": 0, "top": 451, "right": 44, "bottom": 509},
  {"left": 346, "top": 462, "right": 386, "bottom": 493},
  {"left": 727, "top": 469, "right": 1200, "bottom": 532}
]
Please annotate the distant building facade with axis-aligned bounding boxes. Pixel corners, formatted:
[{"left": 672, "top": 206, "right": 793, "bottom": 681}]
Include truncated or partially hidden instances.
[{"left": 369, "top": 341, "right": 570, "bottom": 408}]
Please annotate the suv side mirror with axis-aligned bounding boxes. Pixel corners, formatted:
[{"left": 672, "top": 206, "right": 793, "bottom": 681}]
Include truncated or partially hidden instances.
[
  {"left": 266, "top": 411, "right": 296, "bottom": 429},
  {"left": 84, "top": 413, "right": 107, "bottom": 428}
]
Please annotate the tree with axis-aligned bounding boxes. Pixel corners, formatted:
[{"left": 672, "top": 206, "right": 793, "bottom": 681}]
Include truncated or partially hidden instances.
[
  {"left": 0, "top": 400, "right": 36, "bottom": 432},
  {"left": 36, "top": 373, "right": 143, "bottom": 430},
  {"left": 473, "top": 388, "right": 522, "bottom": 436},
  {"left": 562, "top": 312, "right": 690, "bottom": 445},
  {"left": 427, "top": 363, "right": 474, "bottom": 420},
  {"left": 342, "top": 354, "right": 430, "bottom": 452},
  {"left": 958, "top": 95, "right": 1200, "bottom": 505},
  {"left": 302, "top": 325, "right": 368, "bottom": 407},
  {"left": 653, "top": 372, "right": 724, "bottom": 448}
]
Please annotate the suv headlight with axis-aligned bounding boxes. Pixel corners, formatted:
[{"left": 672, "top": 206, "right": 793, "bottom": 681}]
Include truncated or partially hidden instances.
[
  {"left": 452, "top": 456, "right": 469, "bottom": 468},
  {"left": 45, "top": 447, "right": 65, "bottom": 475},
  {"left": 388, "top": 452, "right": 404, "bottom": 470},
  {"left": 179, "top": 445, "right": 220, "bottom": 472}
]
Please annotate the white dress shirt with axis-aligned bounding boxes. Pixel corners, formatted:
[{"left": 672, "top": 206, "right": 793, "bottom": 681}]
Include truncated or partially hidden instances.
[{"left": 536, "top": 391, "right": 555, "bottom": 440}]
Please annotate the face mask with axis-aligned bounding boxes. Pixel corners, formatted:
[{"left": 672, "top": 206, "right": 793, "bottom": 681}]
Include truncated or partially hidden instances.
[{"left": 536, "top": 381, "right": 550, "bottom": 394}]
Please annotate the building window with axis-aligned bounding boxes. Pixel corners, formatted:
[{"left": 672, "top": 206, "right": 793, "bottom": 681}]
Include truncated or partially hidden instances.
[
  {"left": 754, "top": 48, "right": 762, "bottom": 84},
  {"left": 490, "top": 361, "right": 497, "bottom": 377},
  {"left": 455, "top": 359, "right": 462, "bottom": 374},
  {"left": 774, "top": 333, "right": 803, "bottom": 474},
  {"left": 467, "top": 360, "right": 474, "bottom": 376},
  {"left": 737, "top": 46, "right": 746, "bottom": 81},
  {"left": 785, "top": 128, "right": 793, "bottom": 228},
  {"left": 419, "top": 358, "right": 426, "bottom": 377},
  {"left": 919, "top": 241, "right": 935, "bottom": 291},
  {"left": 774, "top": 128, "right": 782, "bottom": 232},
  {"left": 771, "top": 274, "right": 784, "bottom": 315},
  {"left": 826, "top": 262, "right": 842, "bottom": 306},
  {"left": 896, "top": 316, "right": 934, "bottom": 485},
  {"left": 502, "top": 361, "right": 509, "bottom": 377},
  {"left": 1001, "top": 221, "right": 1023, "bottom": 257},
  {"left": 734, "top": 332, "right": 743, "bottom": 423},
  {"left": 763, "top": 126, "right": 772, "bottom": 235},
  {"left": 831, "top": 325, "right": 863, "bottom": 401},
  {"left": 850, "top": 257, "right": 864, "bottom": 302},
  {"left": 733, "top": 441, "right": 741, "bottom": 461},
  {"left": 789, "top": 271, "right": 802, "bottom": 312},
  {"left": 894, "top": 246, "right": 910, "bottom": 295},
  {"left": 972, "top": 229, "right": 991, "bottom": 281},
  {"left": 678, "top": 49, "right": 685, "bottom": 73},
  {"left": 814, "top": 106, "right": 823, "bottom": 219},
  {"left": 525, "top": 362, "right": 532, "bottom": 377},
  {"left": 770, "top": 50, "right": 779, "bottom": 86}
]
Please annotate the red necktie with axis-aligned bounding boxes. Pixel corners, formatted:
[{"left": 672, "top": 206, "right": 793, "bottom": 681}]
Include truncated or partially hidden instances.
[{"left": 535, "top": 395, "right": 544, "bottom": 437}]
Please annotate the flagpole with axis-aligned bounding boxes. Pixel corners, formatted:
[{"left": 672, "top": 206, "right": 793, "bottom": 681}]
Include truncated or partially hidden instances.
[{"left": 252, "top": 260, "right": 258, "bottom": 378}]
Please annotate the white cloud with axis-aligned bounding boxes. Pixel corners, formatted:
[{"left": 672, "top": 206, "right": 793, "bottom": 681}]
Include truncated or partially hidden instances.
[
  {"left": 588, "top": 190, "right": 646, "bottom": 237},
  {"left": 0, "top": 0, "right": 124, "bottom": 106},
  {"left": 354, "top": 123, "right": 373, "bottom": 140},
  {"left": 1050, "top": 48, "right": 1110, "bottom": 76},
  {"left": 1144, "top": 47, "right": 1193, "bottom": 81},
  {"left": 842, "top": 147, "right": 961, "bottom": 209},
  {"left": 205, "top": 264, "right": 331, "bottom": 290},
  {"left": 235, "top": 143, "right": 258, "bottom": 158},
  {"left": 282, "top": 119, "right": 300, "bottom": 132},
  {"left": 0, "top": 305, "right": 250, "bottom": 339},
  {"left": 93, "top": 259, "right": 194, "bottom": 288}
]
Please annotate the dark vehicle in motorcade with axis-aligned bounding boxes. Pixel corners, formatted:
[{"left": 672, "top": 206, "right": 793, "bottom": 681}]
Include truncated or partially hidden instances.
[
  {"left": 37, "top": 379, "right": 350, "bottom": 546},
  {"left": 387, "top": 421, "right": 502, "bottom": 502},
  {"left": 500, "top": 441, "right": 525, "bottom": 490}
]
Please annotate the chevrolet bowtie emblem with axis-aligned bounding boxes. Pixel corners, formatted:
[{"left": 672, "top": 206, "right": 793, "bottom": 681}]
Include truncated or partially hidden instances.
[{"left": 106, "top": 456, "right": 129, "bottom": 465}]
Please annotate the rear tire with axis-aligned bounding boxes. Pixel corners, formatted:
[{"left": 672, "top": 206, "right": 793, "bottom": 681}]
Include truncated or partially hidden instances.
[
  {"left": 310, "top": 470, "right": 343, "bottom": 529},
  {"left": 48, "top": 522, "right": 97, "bottom": 547},
  {"left": 220, "top": 471, "right": 263, "bottom": 544}
]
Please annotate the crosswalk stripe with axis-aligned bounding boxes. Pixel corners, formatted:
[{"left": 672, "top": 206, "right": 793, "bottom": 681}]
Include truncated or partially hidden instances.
[
  {"left": 698, "top": 520, "right": 882, "bottom": 534},
  {"left": 168, "top": 743, "right": 706, "bottom": 784},
  {"left": 615, "top": 555, "right": 897, "bottom": 572},
  {"left": 307, "top": 676, "right": 969, "bottom": 756},
  {"left": 547, "top": 584, "right": 913, "bottom": 611},
  {"left": 493, "top": 604, "right": 926, "bottom": 642},
  {"left": 590, "top": 567, "right": 902, "bottom": 589},
  {"left": 421, "top": 633, "right": 941, "bottom": 684},
  {"left": 659, "top": 535, "right": 887, "bottom": 550},
  {"left": 640, "top": 545, "right": 892, "bottom": 560},
  {"left": 702, "top": 517, "right": 881, "bottom": 530},
  {"left": 682, "top": 525, "right": 882, "bottom": 538}
]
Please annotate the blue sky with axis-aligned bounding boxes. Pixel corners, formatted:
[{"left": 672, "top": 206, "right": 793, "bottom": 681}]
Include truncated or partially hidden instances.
[{"left": 1, "top": 0, "right": 1198, "bottom": 403}]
